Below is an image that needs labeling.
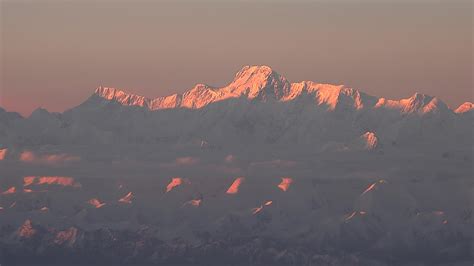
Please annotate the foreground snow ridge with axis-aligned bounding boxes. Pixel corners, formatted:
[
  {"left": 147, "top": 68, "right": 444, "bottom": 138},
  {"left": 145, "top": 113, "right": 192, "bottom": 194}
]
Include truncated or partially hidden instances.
[
  {"left": 118, "top": 192, "right": 133, "bottom": 204},
  {"left": 226, "top": 177, "right": 245, "bottom": 194},
  {"left": 278, "top": 177, "right": 293, "bottom": 192},
  {"left": 166, "top": 177, "right": 185, "bottom": 193},
  {"left": 5, "top": 175, "right": 301, "bottom": 210},
  {"left": 23, "top": 176, "right": 81, "bottom": 188},
  {"left": 361, "top": 179, "right": 387, "bottom": 196}
]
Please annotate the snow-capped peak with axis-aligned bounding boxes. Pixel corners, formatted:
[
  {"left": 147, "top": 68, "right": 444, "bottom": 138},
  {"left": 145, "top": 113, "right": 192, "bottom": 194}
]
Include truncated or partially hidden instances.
[
  {"left": 94, "top": 86, "right": 150, "bottom": 108},
  {"left": 360, "top": 131, "right": 378, "bottom": 150},
  {"left": 17, "top": 219, "right": 36, "bottom": 238},
  {"left": 403, "top": 93, "right": 439, "bottom": 113},
  {"left": 374, "top": 92, "right": 448, "bottom": 115},
  {"left": 180, "top": 84, "right": 217, "bottom": 108},
  {"left": 454, "top": 102, "right": 473, "bottom": 114},
  {"left": 349, "top": 131, "right": 379, "bottom": 151},
  {"left": 222, "top": 65, "right": 291, "bottom": 100}
]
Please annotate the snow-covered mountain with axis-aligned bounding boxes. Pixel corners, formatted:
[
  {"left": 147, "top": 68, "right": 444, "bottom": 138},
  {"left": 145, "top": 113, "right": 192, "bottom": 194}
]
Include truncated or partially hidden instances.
[
  {"left": 0, "top": 65, "right": 472, "bottom": 265},
  {"left": 0, "top": 65, "right": 471, "bottom": 151}
]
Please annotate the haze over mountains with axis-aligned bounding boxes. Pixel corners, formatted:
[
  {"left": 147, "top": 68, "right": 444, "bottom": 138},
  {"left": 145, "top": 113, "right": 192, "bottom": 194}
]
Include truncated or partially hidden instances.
[{"left": 0, "top": 66, "right": 472, "bottom": 265}]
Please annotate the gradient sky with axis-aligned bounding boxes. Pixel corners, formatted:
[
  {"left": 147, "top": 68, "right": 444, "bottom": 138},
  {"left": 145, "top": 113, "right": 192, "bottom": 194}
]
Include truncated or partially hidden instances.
[{"left": 1, "top": 0, "right": 472, "bottom": 116}]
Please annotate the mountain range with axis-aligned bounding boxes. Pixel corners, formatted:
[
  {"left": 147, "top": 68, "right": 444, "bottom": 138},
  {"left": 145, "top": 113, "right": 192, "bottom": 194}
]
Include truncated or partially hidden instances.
[
  {"left": 0, "top": 65, "right": 472, "bottom": 152},
  {"left": 92, "top": 65, "right": 469, "bottom": 114}
]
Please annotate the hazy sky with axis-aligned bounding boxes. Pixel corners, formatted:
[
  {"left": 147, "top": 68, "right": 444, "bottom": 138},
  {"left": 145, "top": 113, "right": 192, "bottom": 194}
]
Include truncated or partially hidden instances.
[{"left": 1, "top": 0, "right": 472, "bottom": 116}]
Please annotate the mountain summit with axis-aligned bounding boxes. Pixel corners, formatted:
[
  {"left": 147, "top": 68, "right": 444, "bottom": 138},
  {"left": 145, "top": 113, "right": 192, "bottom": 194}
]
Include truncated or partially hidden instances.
[{"left": 223, "top": 65, "right": 291, "bottom": 100}]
